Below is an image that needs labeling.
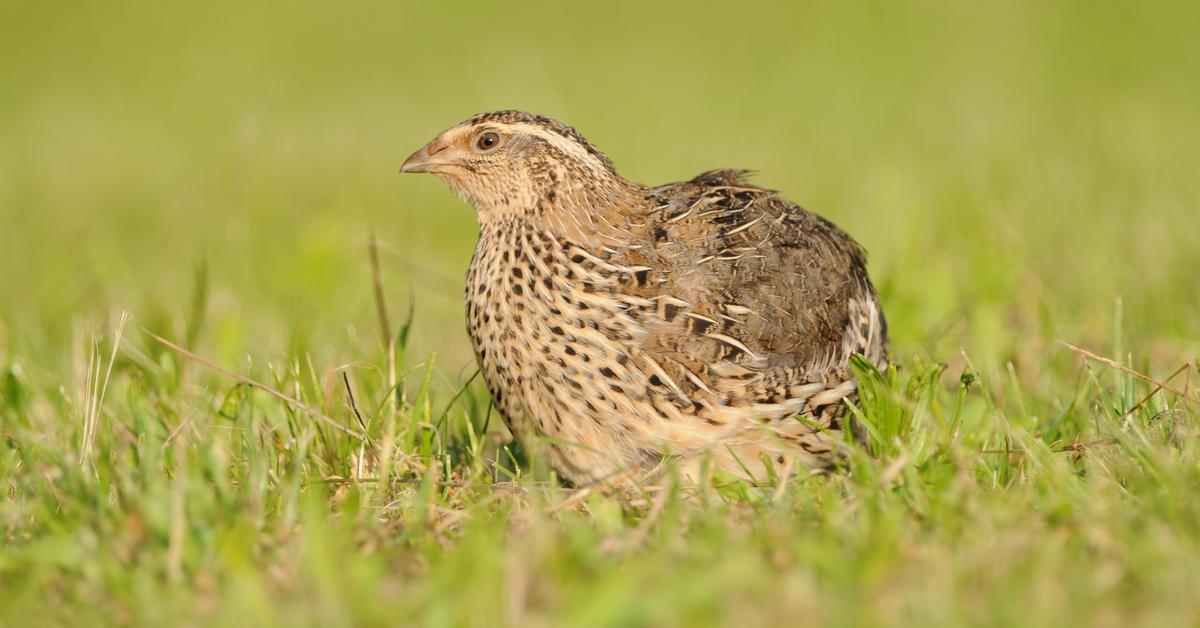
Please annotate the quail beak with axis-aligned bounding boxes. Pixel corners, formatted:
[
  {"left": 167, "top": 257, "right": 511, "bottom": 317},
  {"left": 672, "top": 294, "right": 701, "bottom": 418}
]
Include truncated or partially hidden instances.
[{"left": 400, "top": 136, "right": 452, "bottom": 174}]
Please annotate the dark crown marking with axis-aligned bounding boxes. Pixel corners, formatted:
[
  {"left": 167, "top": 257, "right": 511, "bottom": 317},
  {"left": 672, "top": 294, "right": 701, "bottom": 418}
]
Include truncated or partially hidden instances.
[{"left": 469, "top": 110, "right": 616, "bottom": 173}]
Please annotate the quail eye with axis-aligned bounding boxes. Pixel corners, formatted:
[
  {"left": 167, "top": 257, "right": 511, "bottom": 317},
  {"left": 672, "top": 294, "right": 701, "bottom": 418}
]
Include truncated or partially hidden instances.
[{"left": 476, "top": 131, "right": 500, "bottom": 151}]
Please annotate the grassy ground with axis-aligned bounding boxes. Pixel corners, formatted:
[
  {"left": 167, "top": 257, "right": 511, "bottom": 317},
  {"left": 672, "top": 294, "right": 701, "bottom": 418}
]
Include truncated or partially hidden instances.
[{"left": 3, "top": 1, "right": 1200, "bottom": 625}]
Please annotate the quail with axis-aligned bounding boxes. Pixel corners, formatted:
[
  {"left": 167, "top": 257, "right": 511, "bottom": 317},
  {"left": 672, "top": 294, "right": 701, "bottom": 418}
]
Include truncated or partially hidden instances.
[{"left": 401, "top": 111, "right": 888, "bottom": 485}]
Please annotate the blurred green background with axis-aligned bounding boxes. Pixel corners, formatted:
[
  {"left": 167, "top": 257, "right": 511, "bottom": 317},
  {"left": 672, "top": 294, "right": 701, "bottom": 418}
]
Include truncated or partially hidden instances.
[
  {"left": 3, "top": 0, "right": 1197, "bottom": 378},
  {"left": 4, "top": 2, "right": 1200, "bottom": 625}
]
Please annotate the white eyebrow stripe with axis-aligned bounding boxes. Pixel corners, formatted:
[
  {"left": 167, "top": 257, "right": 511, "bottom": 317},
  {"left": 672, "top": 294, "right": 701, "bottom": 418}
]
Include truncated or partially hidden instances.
[{"left": 503, "top": 122, "right": 607, "bottom": 170}]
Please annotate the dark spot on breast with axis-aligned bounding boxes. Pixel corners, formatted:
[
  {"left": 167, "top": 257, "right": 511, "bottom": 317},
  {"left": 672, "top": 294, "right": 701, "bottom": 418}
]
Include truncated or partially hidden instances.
[
  {"left": 599, "top": 367, "right": 616, "bottom": 378},
  {"left": 634, "top": 269, "right": 649, "bottom": 286}
]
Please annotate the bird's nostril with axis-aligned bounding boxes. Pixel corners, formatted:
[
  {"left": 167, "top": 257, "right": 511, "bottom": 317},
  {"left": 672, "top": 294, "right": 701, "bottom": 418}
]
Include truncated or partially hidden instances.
[{"left": 426, "top": 138, "right": 449, "bottom": 156}]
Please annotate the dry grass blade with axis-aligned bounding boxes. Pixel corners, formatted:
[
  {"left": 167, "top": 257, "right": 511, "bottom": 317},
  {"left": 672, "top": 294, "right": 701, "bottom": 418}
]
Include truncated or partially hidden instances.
[
  {"left": 771, "top": 456, "right": 796, "bottom": 503},
  {"left": 979, "top": 439, "right": 1119, "bottom": 455},
  {"left": 81, "top": 311, "right": 130, "bottom": 467},
  {"left": 369, "top": 231, "right": 399, "bottom": 417},
  {"left": 162, "top": 402, "right": 202, "bottom": 452},
  {"left": 1056, "top": 438, "right": 1119, "bottom": 452},
  {"left": 342, "top": 372, "right": 370, "bottom": 435},
  {"left": 879, "top": 452, "right": 911, "bottom": 485},
  {"left": 624, "top": 479, "right": 671, "bottom": 552},
  {"left": 314, "top": 477, "right": 576, "bottom": 494},
  {"left": 368, "top": 231, "right": 392, "bottom": 347},
  {"left": 342, "top": 371, "right": 374, "bottom": 479},
  {"left": 1117, "top": 362, "right": 1192, "bottom": 421},
  {"left": 1060, "top": 341, "right": 1199, "bottom": 406},
  {"left": 145, "top": 329, "right": 367, "bottom": 441}
]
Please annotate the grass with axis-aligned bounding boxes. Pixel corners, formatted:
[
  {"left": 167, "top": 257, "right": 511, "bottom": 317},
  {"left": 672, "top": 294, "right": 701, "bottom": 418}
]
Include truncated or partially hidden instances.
[{"left": 2, "top": 0, "right": 1200, "bottom": 625}]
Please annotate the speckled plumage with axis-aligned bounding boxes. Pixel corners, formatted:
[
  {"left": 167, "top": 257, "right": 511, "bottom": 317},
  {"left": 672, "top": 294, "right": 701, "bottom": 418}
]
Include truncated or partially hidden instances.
[{"left": 401, "top": 111, "right": 888, "bottom": 485}]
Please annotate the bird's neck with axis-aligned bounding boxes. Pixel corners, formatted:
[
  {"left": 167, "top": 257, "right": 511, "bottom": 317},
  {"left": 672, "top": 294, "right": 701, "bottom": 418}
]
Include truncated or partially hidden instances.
[{"left": 478, "top": 171, "right": 649, "bottom": 245}]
